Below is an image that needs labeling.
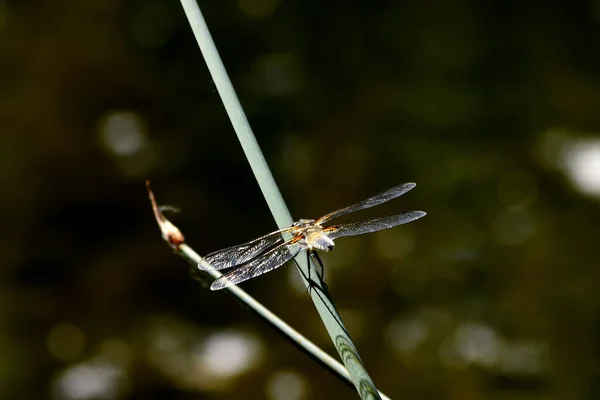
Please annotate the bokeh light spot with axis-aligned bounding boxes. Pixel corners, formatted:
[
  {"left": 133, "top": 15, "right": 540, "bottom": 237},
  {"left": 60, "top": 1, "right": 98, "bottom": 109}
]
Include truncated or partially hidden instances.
[
  {"left": 439, "top": 322, "right": 502, "bottom": 369},
  {"left": 97, "top": 110, "right": 154, "bottom": 176},
  {"left": 265, "top": 370, "right": 309, "bottom": 400},
  {"left": 498, "top": 341, "right": 547, "bottom": 374},
  {"left": 537, "top": 128, "right": 600, "bottom": 198},
  {"left": 145, "top": 319, "right": 264, "bottom": 391},
  {"left": 561, "top": 138, "right": 600, "bottom": 197},
  {"left": 52, "top": 358, "right": 124, "bottom": 400},
  {"left": 47, "top": 323, "right": 85, "bottom": 362},
  {"left": 385, "top": 315, "right": 429, "bottom": 358},
  {"left": 99, "top": 111, "right": 146, "bottom": 156},
  {"left": 196, "top": 330, "right": 263, "bottom": 379},
  {"left": 454, "top": 323, "right": 501, "bottom": 367}
]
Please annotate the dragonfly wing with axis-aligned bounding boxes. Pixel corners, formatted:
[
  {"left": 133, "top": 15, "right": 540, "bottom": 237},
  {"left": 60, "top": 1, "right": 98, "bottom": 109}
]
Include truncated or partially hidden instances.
[
  {"left": 210, "top": 239, "right": 306, "bottom": 290},
  {"left": 201, "top": 227, "right": 294, "bottom": 271},
  {"left": 325, "top": 211, "right": 426, "bottom": 240},
  {"left": 316, "top": 182, "right": 417, "bottom": 224}
]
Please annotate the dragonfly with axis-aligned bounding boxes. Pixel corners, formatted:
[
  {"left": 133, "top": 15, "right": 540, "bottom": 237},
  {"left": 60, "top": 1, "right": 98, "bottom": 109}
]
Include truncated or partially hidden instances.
[{"left": 200, "top": 182, "right": 426, "bottom": 290}]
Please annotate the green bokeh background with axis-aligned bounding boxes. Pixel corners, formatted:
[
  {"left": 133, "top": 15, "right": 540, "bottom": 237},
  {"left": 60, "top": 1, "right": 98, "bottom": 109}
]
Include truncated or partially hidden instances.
[{"left": 2, "top": 0, "right": 600, "bottom": 399}]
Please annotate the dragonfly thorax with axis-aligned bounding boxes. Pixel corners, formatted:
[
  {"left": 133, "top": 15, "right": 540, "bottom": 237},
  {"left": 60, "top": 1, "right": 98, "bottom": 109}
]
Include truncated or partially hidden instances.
[{"left": 291, "top": 219, "right": 334, "bottom": 251}]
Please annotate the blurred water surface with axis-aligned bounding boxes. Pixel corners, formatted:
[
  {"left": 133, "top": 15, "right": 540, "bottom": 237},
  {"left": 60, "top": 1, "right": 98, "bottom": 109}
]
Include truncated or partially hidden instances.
[{"left": 1, "top": 0, "right": 600, "bottom": 399}]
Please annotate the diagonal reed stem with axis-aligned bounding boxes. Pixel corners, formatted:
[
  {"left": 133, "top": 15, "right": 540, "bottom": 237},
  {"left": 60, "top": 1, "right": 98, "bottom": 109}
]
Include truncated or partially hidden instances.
[
  {"left": 147, "top": 182, "right": 390, "bottom": 399},
  {"left": 178, "top": 1, "right": 383, "bottom": 398}
]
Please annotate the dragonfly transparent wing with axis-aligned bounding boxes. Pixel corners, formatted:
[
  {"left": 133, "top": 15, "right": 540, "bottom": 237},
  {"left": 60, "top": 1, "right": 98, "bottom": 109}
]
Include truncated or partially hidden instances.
[
  {"left": 201, "top": 227, "right": 294, "bottom": 271},
  {"left": 316, "top": 182, "right": 417, "bottom": 225},
  {"left": 325, "top": 211, "right": 426, "bottom": 240},
  {"left": 210, "top": 238, "right": 306, "bottom": 290}
]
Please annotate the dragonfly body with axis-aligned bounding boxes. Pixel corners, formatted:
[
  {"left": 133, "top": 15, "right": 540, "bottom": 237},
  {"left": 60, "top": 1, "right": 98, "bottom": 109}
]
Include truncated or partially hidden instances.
[{"left": 200, "top": 182, "right": 426, "bottom": 290}]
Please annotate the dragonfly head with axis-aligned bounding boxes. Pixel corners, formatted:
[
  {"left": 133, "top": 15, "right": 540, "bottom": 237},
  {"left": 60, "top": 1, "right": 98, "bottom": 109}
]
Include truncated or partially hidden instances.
[
  {"left": 309, "top": 233, "right": 335, "bottom": 252},
  {"left": 293, "top": 218, "right": 315, "bottom": 227}
]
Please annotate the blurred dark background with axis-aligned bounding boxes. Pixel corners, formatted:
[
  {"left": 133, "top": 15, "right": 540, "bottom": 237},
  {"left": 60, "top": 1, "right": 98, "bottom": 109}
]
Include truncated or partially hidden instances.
[{"left": 2, "top": 0, "right": 600, "bottom": 399}]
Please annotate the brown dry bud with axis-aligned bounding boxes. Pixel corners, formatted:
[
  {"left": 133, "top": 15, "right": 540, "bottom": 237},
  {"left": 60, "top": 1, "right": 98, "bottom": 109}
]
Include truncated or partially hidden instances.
[{"left": 146, "top": 180, "right": 185, "bottom": 248}]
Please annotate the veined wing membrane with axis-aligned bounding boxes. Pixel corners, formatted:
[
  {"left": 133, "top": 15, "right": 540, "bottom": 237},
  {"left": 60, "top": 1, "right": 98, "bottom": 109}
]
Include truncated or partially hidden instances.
[
  {"left": 325, "top": 211, "right": 426, "bottom": 240},
  {"left": 210, "top": 239, "right": 306, "bottom": 290},
  {"left": 316, "top": 182, "right": 417, "bottom": 225},
  {"left": 201, "top": 227, "right": 295, "bottom": 271}
]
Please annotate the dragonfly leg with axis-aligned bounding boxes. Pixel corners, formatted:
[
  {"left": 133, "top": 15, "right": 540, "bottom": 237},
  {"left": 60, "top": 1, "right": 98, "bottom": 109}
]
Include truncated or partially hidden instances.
[
  {"left": 305, "top": 251, "right": 312, "bottom": 282},
  {"left": 298, "top": 252, "right": 316, "bottom": 294},
  {"left": 304, "top": 252, "right": 312, "bottom": 293},
  {"left": 310, "top": 251, "right": 325, "bottom": 280},
  {"left": 296, "top": 252, "right": 326, "bottom": 293},
  {"left": 309, "top": 251, "right": 328, "bottom": 291}
]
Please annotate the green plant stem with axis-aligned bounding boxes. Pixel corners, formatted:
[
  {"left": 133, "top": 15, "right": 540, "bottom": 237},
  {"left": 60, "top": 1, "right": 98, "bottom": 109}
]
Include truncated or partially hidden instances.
[
  {"left": 179, "top": 1, "right": 383, "bottom": 398},
  {"left": 178, "top": 244, "right": 390, "bottom": 400}
]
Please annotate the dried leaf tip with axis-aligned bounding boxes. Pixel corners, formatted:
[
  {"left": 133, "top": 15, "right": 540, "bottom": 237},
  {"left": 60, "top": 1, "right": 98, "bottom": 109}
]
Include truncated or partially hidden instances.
[{"left": 146, "top": 180, "right": 185, "bottom": 248}]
